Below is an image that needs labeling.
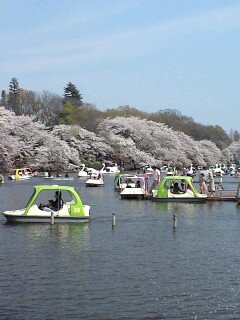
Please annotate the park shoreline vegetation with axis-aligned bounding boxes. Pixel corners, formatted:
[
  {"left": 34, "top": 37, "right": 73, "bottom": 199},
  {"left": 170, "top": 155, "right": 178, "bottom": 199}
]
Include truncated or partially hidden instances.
[
  {"left": 1, "top": 79, "right": 239, "bottom": 171},
  {"left": 0, "top": 107, "right": 239, "bottom": 172}
]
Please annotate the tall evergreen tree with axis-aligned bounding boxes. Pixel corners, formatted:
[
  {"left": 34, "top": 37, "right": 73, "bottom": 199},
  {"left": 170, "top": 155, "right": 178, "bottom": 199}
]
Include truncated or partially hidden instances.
[
  {"left": 8, "top": 77, "right": 21, "bottom": 115},
  {"left": 64, "top": 82, "right": 83, "bottom": 106}
]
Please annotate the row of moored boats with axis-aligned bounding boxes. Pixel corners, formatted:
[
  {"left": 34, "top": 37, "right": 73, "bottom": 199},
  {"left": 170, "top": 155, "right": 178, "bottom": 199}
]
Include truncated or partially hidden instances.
[{"left": 1, "top": 163, "right": 240, "bottom": 224}]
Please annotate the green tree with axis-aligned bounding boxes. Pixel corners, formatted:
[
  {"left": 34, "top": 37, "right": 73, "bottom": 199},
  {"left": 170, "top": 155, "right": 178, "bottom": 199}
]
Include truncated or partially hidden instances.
[
  {"left": 75, "top": 103, "right": 103, "bottom": 132},
  {"left": 233, "top": 130, "right": 240, "bottom": 142},
  {"left": 8, "top": 77, "right": 21, "bottom": 115},
  {"left": 207, "top": 125, "right": 230, "bottom": 148},
  {"left": 104, "top": 105, "right": 146, "bottom": 118},
  {"left": 59, "top": 101, "right": 75, "bottom": 125},
  {"left": 1, "top": 90, "right": 7, "bottom": 106},
  {"left": 64, "top": 82, "right": 83, "bottom": 106}
]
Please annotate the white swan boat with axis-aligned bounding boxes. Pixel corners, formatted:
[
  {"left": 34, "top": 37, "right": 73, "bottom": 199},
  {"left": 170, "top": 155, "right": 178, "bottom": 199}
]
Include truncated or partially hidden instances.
[
  {"left": 0, "top": 174, "right": 4, "bottom": 184},
  {"left": 85, "top": 176, "right": 104, "bottom": 187},
  {"left": 213, "top": 164, "right": 225, "bottom": 176},
  {"left": 78, "top": 164, "right": 88, "bottom": 178},
  {"left": 85, "top": 164, "right": 105, "bottom": 183},
  {"left": 102, "top": 163, "right": 120, "bottom": 174},
  {"left": 86, "top": 168, "right": 99, "bottom": 178},
  {"left": 187, "top": 164, "right": 195, "bottom": 176}
]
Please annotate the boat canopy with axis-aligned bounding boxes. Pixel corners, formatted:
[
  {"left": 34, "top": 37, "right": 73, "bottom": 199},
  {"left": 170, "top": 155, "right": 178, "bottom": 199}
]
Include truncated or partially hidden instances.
[
  {"left": 24, "top": 185, "right": 85, "bottom": 217},
  {"left": 156, "top": 176, "right": 200, "bottom": 199}
]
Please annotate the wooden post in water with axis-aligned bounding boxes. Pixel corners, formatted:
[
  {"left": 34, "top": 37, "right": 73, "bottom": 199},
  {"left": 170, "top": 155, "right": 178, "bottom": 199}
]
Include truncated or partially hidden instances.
[
  {"left": 173, "top": 214, "right": 177, "bottom": 229},
  {"left": 51, "top": 211, "right": 54, "bottom": 225},
  {"left": 112, "top": 213, "right": 116, "bottom": 229}
]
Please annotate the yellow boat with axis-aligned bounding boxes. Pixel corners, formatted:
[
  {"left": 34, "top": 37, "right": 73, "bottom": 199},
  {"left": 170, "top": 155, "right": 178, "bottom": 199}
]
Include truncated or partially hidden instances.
[{"left": 8, "top": 167, "right": 32, "bottom": 180}]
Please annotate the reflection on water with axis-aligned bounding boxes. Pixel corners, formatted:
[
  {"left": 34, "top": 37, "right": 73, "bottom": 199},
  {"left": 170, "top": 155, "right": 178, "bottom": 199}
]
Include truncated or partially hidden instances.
[
  {"left": 154, "top": 201, "right": 207, "bottom": 216},
  {"left": 2, "top": 219, "right": 90, "bottom": 251},
  {"left": 28, "top": 223, "right": 88, "bottom": 242}
]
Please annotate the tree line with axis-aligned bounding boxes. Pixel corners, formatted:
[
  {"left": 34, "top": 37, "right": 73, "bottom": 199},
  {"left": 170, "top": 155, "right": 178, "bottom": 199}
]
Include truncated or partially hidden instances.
[
  {"left": 1, "top": 77, "right": 239, "bottom": 149},
  {"left": 1, "top": 107, "right": 238, "bottom": 172}
]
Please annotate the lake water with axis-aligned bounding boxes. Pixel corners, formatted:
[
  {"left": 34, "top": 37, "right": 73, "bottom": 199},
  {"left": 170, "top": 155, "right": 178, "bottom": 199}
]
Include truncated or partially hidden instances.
[{"left": 0, "top": 174, "right": 240, "bottom": 319}]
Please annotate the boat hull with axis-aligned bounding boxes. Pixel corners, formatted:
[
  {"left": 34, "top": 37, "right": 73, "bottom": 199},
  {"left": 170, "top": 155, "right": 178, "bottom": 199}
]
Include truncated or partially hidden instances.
[
  {"left": 3, "top": 214, "right": 89, "bottom": 223},
  {"left": 9, "top": 176, "right": 31, "bottom": 180},
  {"left": 152, "top": 197, "right": 206, "bottom": 203},
  {"left": 85, "top": 178, "right": 104, "bottom": 187},
  {"left": 103, "top": 170, "right": 120, "bottom": 174},
  {"left": 52, "top": 177, "right": 74, "bottom": 181},
  {"left": 78, "top": 174, "right": 88, "bottom": 178},
  {"left": 120, "top": 194, "right": 144, "bottom": 200}
]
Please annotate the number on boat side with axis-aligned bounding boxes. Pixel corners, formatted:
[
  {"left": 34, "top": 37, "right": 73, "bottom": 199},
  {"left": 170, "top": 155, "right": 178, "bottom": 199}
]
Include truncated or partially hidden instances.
[{"left": 74, "top": 208, "right": 81, "bottom": 213}]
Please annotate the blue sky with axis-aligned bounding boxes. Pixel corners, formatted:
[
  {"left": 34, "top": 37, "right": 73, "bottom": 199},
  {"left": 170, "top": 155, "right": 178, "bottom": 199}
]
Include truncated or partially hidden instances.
[{"left": 1, "top": 0, "right": 240, "bottom": 133}]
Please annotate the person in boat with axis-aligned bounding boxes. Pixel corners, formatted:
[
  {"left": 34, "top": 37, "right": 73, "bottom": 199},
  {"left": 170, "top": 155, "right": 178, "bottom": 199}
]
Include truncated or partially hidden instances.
[
  {"left": 126, "top": 179, "right": 132, "bottom": 188},
  {"left": 39, "top": 199, "right": 56, "bottom": 211},
  {"left": 181, "top": 179, "right": 187, "bottom": 191},
  {"left": 65, "top": 172, "right": 69, "bottom": 178},
  {"left": 234, "top": 170, "right": 240, "bottom": 177},
  {"left": 173, "top": 182, "right": 184, "bottom": 194},
  {"left": 135, "top": 180, "right": 141, "bottom": 188},
  {"left": 51, "top": 191, "right": 63, "bottom": 210},
  {"left": 181, "top": 176, "right": 193, "bottom": 192},
  {"left": 39, "top": 191, "right": 63, "bottom": 211}
]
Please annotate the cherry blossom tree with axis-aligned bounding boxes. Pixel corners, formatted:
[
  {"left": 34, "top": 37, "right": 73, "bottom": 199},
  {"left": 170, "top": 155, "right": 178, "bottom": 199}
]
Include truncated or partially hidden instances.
[
  {"left": 0, "top": 107, "right": 80, "bottom": 170},
  {"left": 98, "top": 116, "right": 233, "bottom": 167},
  {"left": 51, "top": 125, "right": 113, "bottom": 163},
  {"left": 224, "top": 142, "right": 240, "bottom": 164},
  {"left": 0, "top": 108, "right": 236, "bottom": 172}
]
